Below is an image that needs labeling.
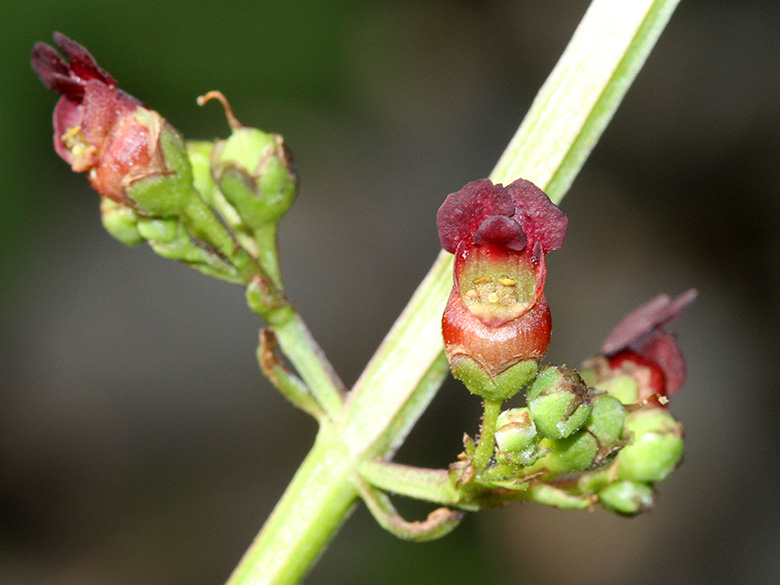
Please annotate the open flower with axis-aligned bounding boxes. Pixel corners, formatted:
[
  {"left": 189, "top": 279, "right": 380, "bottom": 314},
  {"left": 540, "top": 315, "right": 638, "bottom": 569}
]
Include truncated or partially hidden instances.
[
  {"left": 437, "top": 179, "right": 567, "bottom": 390},
  {"left": 31, "top": 33, "right": 177, "bottom": 208},
  {"left": 587, "top": 289, "right": 697, "bottom": 403}
]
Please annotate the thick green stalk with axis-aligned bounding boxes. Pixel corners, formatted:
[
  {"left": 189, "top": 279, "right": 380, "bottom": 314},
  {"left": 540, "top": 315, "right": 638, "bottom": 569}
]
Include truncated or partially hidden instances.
[
  {"left": 225, "top": 424, "right": 357, "bottom": 585},
  {"left": 231, "top": 1, "right": 681, "bottom": 583}
]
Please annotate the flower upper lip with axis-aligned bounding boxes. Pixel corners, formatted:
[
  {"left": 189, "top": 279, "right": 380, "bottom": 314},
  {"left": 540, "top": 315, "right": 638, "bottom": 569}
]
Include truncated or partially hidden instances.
[
  {"left": 436, "top": 178, "right": 568, "bottom": 255},
  {"left": 31, "top": 32, "right": 118, "bottom": 102}
]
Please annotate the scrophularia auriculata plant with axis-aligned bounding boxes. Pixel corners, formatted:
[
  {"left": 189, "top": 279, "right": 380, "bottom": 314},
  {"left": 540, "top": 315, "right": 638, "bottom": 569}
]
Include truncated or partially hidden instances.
[{"left": 31, "top": 15, "right": 694, "bottom": 583}]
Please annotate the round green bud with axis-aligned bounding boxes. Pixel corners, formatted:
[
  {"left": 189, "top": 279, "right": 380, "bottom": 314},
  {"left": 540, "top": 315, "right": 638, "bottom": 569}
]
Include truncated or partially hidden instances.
[
  {"left": 495, "top": 407, "right": 538, "bottom": 463},
  {"left": 527, "top": 366, "right": 593, "bottom": 439},
  {"left": 617, "top": 408, "right": 683, "bottom": 483},
  {"left": 100, "top": 198, "right": 144, "bottom": 247},
  {"left": 598, "top": 480, "right": 654, "bottom": 515},
  {"left": 587, "top": 394, "right": 627, "bottom": 446},
  {"left": 539, "top": 431, "right": 599, "bottom": 475},
  {"left": 137, "top": 217, "right": 180, "bottom": 244}
]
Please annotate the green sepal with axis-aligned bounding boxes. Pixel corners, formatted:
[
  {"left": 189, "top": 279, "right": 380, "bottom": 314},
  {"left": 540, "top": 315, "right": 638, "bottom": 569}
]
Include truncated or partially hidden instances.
[
  {"left": 598, "top": 480, "right": 654, "bottom": 515},
  {"left": 526, "top": 365, "right": 593, "bottom": 439},
  {"left": 127, "top": 114, "right": 197, "bottom": 218},
  {"left": 100, "top": 198, "right": 144, "bottom": 247},
  {"left": 617, "top": 408, "right": 683, "bottom": 483},
  {"left": 450, "top": 356, "right": 537, "bottom": 401}
]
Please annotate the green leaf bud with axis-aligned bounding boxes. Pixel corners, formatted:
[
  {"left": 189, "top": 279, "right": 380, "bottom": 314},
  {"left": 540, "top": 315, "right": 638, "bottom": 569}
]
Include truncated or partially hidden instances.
[
  {"left": 449, "top": 356, "right": 537, "bottom": 401},
  {"left": 526, "top": 366, "right": 593, "bottom": 439},
  {"left": 100, "top": 198, "right": 144, "bottom": 247},
  {"left": 586, "top": 393, "right": 627, "bottom": 447},
  {"left": 617, "top": 408, "right": 683, "bottom": 482},
  {"left": 495, "top": 407, "right": 539, "bottom": 463},
  {"left": 598, "top": 480, "right": 654, "bottom": 515}
]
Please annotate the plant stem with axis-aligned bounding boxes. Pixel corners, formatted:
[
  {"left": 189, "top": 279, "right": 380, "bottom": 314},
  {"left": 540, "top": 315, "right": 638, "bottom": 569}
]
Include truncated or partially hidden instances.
[
  {"left": 272, "top": 309, "right": 346, "bottom": 421},
  {"left": 225, "top": 423, "right": 357, "bottom": 585},
  {"left": 472, "top": 399, "right": 503, "bottom": 473}
]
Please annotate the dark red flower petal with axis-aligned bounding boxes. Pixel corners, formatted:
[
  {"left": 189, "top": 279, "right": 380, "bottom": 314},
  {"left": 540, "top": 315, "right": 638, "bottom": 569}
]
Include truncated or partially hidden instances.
[
  {"left": 52, "top": 32, "right": 116, "bottom": 87},
  {"left": 631, "top": 330, "right": 687, "bottom": 396},
  {"left": 437, "top": 178, "right": 567, "bottom": 255},
  {"left": 505, "top": 179, "right": 568, "bottom": 253},
  {"left": 437, "top": 179, "right": 512, "bottom": 253},
  {"left": 601, "top": 289, "right": 697, "bottom": 355},
  {"left": 473, "top": 215, "right": 527, "bottom": 251}
]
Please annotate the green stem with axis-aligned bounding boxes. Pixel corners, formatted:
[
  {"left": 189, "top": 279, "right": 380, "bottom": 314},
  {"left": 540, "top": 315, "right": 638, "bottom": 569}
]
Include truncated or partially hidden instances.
[
  {"left": 472, "top": 399, "right": 502, "bottom": 473},
  {"left": 225, "top": 423, "right": 358, "bottom": 585},
  {"left": 253, "top": 223, "right": 282, "bottom": 287},
  {"left": 270, "top": 308, "right": 346, "bottom": 421},
  {"left": 359, "top": 459, "right": 461, "bottom": 508}
]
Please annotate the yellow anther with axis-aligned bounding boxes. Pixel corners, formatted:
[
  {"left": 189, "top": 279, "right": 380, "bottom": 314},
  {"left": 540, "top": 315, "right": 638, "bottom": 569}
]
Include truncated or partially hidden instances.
[
  {"left": 487, "top": 292, "right": 499, "bottom": 303},
  {"left": 473, "top": 276, "right": 492, "bottom": 285},
  {"left": 498, "top": 276, "right": 517, "bottom": 286},
  {"left": 464, "top": 289, "right": 479, "bottom": 300}
]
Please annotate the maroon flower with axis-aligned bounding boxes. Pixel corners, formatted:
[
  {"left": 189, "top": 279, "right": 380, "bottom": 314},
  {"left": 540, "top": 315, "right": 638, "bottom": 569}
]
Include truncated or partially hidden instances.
[
  {"left": 31, "top": 33, "right": 173, "bottom": 206},
  {"left": 438, "top": 179, "right": 567, "bottom": 378},
  {"left": 597, "top": 289, "right": 697, "bottom": 401}
]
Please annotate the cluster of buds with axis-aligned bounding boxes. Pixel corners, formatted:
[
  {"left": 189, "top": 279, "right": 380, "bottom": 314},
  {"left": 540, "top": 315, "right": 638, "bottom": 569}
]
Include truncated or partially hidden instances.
[
  {"left": 438, "top": 179, "right": 695, "bottom": 516},
  {"left": 31, "top": 34, "right": 296, "bottom": 291}
]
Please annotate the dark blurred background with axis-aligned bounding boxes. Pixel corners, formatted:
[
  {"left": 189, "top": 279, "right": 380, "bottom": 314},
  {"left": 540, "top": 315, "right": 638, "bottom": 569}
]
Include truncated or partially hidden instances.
[{"left": 2, "top": 0, "right": 779, "bottom": 583}]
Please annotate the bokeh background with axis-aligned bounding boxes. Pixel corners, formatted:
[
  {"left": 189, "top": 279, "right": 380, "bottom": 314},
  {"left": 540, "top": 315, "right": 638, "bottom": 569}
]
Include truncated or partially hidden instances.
[{"left": 2, "top": 1, "right": 779, "bottom": 584}]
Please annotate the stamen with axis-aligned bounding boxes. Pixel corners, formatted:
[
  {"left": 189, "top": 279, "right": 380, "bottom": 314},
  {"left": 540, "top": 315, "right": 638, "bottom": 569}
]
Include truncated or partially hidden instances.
[
  {"left": 499, "top": 276, "right": 516, "bottom": 286},
  {"left": 473, "top": 276, "right": 492, "bottom": 285}
]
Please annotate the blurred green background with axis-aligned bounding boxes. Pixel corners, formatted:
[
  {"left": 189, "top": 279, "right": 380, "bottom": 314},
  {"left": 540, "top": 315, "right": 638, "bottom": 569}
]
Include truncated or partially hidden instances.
[{"left": 2, "top": 1, "right": 779, "bottom": 584}]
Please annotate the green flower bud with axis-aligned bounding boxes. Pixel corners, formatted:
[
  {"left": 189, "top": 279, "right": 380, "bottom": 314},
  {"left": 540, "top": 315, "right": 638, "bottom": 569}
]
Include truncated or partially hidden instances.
[
  {"left": 536, "top": 431, "right": 599, "bottom": 475},
  {"left": 586, "top": 394, "right": 627, "bottom": 447},
  {"left": 495, "top": 407, "right": 539, "bottom": 464},
  {"left": 201, "top": 92, "right": 297, "bottom": 230},
  {"left": 617, "top": 408, "right": 683, "bottom": 482},
  {"left": 100, "top": 198, "right": 143, "bottom": 247},
  {"left": 598, "top": 480, "right": 654, "bottom": 515},
  {"left": 526, "top": 366, "right": 593, "bottom": 439}
]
